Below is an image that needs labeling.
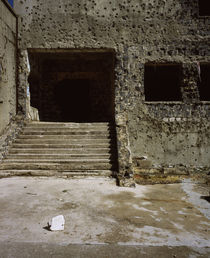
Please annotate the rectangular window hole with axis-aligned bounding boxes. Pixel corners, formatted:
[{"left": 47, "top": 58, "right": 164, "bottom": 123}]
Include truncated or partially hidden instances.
[
  {"left": 144, "top": 63, "right": 182, "bottom": 102},
  {"left": 199, "top": 0, "right": 210, "bottom": 16},
  {"left": 198, "top": 63, "right": 210, "bottom": 101}
]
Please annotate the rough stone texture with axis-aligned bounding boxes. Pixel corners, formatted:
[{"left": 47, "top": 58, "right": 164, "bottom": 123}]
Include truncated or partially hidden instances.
[
  {"left": 27, "top": 98, "right": 40, "bottom": 121},
  {"left": 0, "top": 115, "right": 25, "bottom": 162},
  {"left": 17, "top": 49, "right": 30, "bottom": 117},
  {"left": 13, "top": 0, "right": 210, "bottom": 181},
  {"left": 115, "top": 113, "right": 134, "bottom": 184},
  {"left": 0, "top": 0, "right": 17, "bottom": 135}
]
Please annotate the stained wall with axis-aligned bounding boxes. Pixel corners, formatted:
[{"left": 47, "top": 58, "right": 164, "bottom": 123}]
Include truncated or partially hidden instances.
[
  {"left": 0, "top": 0, "right": 17, "bottom": 135},
  {"left": 14, "top": 0, "right": 210, "bottom": 173}
]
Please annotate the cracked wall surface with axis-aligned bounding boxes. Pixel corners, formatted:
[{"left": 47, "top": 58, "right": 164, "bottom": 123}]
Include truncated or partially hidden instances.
[
  {"left": 0, "top": 0, "right": 17, "bottom": 135},
  {"left": 14, "top": 0, "right": 210, "bottom": 175}
]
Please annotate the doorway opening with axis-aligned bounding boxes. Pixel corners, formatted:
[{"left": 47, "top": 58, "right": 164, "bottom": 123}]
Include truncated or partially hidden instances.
[{"left": 28, "top": 49, "right": 115, "bottom": 122}]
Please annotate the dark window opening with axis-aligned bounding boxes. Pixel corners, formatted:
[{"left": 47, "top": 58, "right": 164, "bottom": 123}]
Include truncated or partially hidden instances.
[
  {"left": 199, "top": 0, "right": 210, "bottom": 16},
  {"left": 144, "top": 63, "right": 182, "bottom": 102},
  {"left": 198, "top": 64, "right": 210, "bottom": 101}
]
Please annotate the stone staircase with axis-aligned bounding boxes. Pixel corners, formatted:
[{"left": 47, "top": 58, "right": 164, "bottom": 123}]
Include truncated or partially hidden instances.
[{"left": 0, "top": 122, "right": 118, "bottom": 177}]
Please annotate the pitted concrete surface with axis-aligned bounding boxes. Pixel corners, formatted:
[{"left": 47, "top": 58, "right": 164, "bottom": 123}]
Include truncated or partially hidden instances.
[{"left": 0, "top": 177, "right": 209, "bottom": 257}]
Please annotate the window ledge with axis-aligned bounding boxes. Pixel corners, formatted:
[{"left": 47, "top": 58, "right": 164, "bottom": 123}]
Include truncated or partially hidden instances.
[
  {"left": 199, "top": 101, "right": 210, "bottom": 104},
  {"left": 198, "top": 15, "right": 210, "bottom": 18},
  {"left": 144, "top": 101, "right": 210, "bottom": 105},
  {"left": 144, "top": 101, "right": 183, "bottom": 105}
]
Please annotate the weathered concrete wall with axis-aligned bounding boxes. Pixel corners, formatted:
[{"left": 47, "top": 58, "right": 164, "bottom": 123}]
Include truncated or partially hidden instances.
[
  {"left": 14, "top": 0, "right": 210, "bottom": 176},
  {"left": 0, "top": 0, "right": 17, "bottom": 135}
]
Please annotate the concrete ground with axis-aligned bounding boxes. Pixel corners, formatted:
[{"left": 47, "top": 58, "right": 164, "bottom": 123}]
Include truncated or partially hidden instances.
[{"left": 0, "top": 177, "right": 209, "bottom": 258}]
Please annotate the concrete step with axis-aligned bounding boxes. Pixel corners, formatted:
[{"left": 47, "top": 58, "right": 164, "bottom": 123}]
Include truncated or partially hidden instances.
[
  {"left": 8, "top": 148, "right": 111, "bottom": 154},
  {"left": 6, "top": 154, "right": 111, "bottom": 159},
  {"left": 18, "top": 135, "right": 110, "bottom": 140},
  {"left": 0, "top": 121, "right": 118, "bottom": 176},
  {"left": 11, "top": 143, "right": 111, "bottom": 148},
  {"left": 2, "top": 158, "right": 111, "bottom": 163},
  {"left": 27, "top": 122, "right": 110, "bottom": 127},
  {"left": 24, "top": 125, "right": 112, "bottom": 129},
  {"left": 0, "top": 163, "right": 113, "bottom": 170},
  {"left": 14, "top": 139, "right": 111, "bottom": 144},
  {"left": 22, "top": 128, "right": 111, "bottom": 133},
  {"left": 0, "top": 170, "right": 114, "bottom": 177},
  {"left": 21, "top": 131, "right": 111, "bottom": 136}
]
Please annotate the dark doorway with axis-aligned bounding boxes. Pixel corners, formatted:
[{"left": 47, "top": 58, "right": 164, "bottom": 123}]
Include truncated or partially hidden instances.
[
  {"left": 28, "top": 49, "right": 115, "bottom": 122},
  {"left": 55, "top": 79, "right": 91, "bottom": 122}
]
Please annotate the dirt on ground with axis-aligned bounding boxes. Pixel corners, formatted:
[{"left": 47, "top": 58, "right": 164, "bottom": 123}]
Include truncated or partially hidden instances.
[{"left": 0, "top": 177, "right": 209, "bottom": 257}]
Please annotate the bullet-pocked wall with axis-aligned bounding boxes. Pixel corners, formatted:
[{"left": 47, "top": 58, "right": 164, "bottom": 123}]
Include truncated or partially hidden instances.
[
  {"left": 0, "top": 0, "right": 17, "bottom": 135},
  {"left": 14, "top": 0, "right": 210, "bottom": 174}
]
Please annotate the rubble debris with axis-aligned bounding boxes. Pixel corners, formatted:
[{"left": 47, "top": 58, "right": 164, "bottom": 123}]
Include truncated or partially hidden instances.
[{"left": 49, "top": 215, "right": 65, "bottom": 231}]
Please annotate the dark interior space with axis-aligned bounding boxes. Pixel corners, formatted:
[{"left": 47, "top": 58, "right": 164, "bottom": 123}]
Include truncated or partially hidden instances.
[
  {"left": 198, "top": 64, "right": 210, "bottom": 101},
  {"left": 55, "top": 79, "right": 91, "bottom": 122},
  {"left": 28, "top": 49, "right": 115, "bottom": 122},
  {"left": 144, "top": 63, "right": 182, "bottom": 101},
  {"left": 199, "top": 0, "right": 210, "bottom": 16}
]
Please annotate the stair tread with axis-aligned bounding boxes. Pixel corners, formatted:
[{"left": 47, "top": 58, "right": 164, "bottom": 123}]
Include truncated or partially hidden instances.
[
  {"left": 0, "top": 170, "right": 114, "bottom": 177},
  {"left": 0, "top": 169, "right": 113, "bottom": 173},
  {"left": 20, "top": 134, "right": 110, "bottom": 136},
  {"left": 7, "top": 153, "right": 110, "bottom": 156},
  {"left": 2, "top": 159, "right": 111, "bottom": 162},
  {"left": 6, "top": 155, "right": 111, "bottom": 159},
  {"left": 0, "top": 164, "right": 114, "bottom": 170},
  {"left": 1, "top": 122, "right": 118, "bottom": 176},
  {"left": 9, "top": 148, "right": 110, "bottom": 151},
  {"left": 17, "top": 134, "right": 110, "bottom": 140},
  {"left": 24, "top": 128, "right": 111, "bottom": 131},
  {"left": 0, "top": 164, "right": 115, "bottom": 170},
  {"left": 11, "top": 145, "right": 111, "bottom": 149},
  {"left": 28, "top": 122, "right": 110, "bottom": 125},
  {"left": 15, "top": 139, "right": 110, "bottom": 142}
]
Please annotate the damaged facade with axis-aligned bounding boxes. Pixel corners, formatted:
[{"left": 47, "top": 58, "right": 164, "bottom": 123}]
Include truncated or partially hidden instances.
[
  {"left": 0, "top": 0, "right": 17, "bottom": 134},
  {"left": 0, "top": 0, "right": 210, "bottom": 184}
]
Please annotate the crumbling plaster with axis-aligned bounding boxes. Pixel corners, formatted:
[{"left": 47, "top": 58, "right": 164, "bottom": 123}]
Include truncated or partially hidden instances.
[{"left": 14, "top": 0, "right": 210, "bottom": 178}]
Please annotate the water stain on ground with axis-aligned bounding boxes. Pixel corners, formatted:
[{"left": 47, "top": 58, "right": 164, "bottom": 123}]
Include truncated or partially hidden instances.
[
  {"left": 99, "top": 184, "right": 210, "bottom": 243},
  {"left": 60, "top": 202, "right": 79, "bottom": 210}
]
